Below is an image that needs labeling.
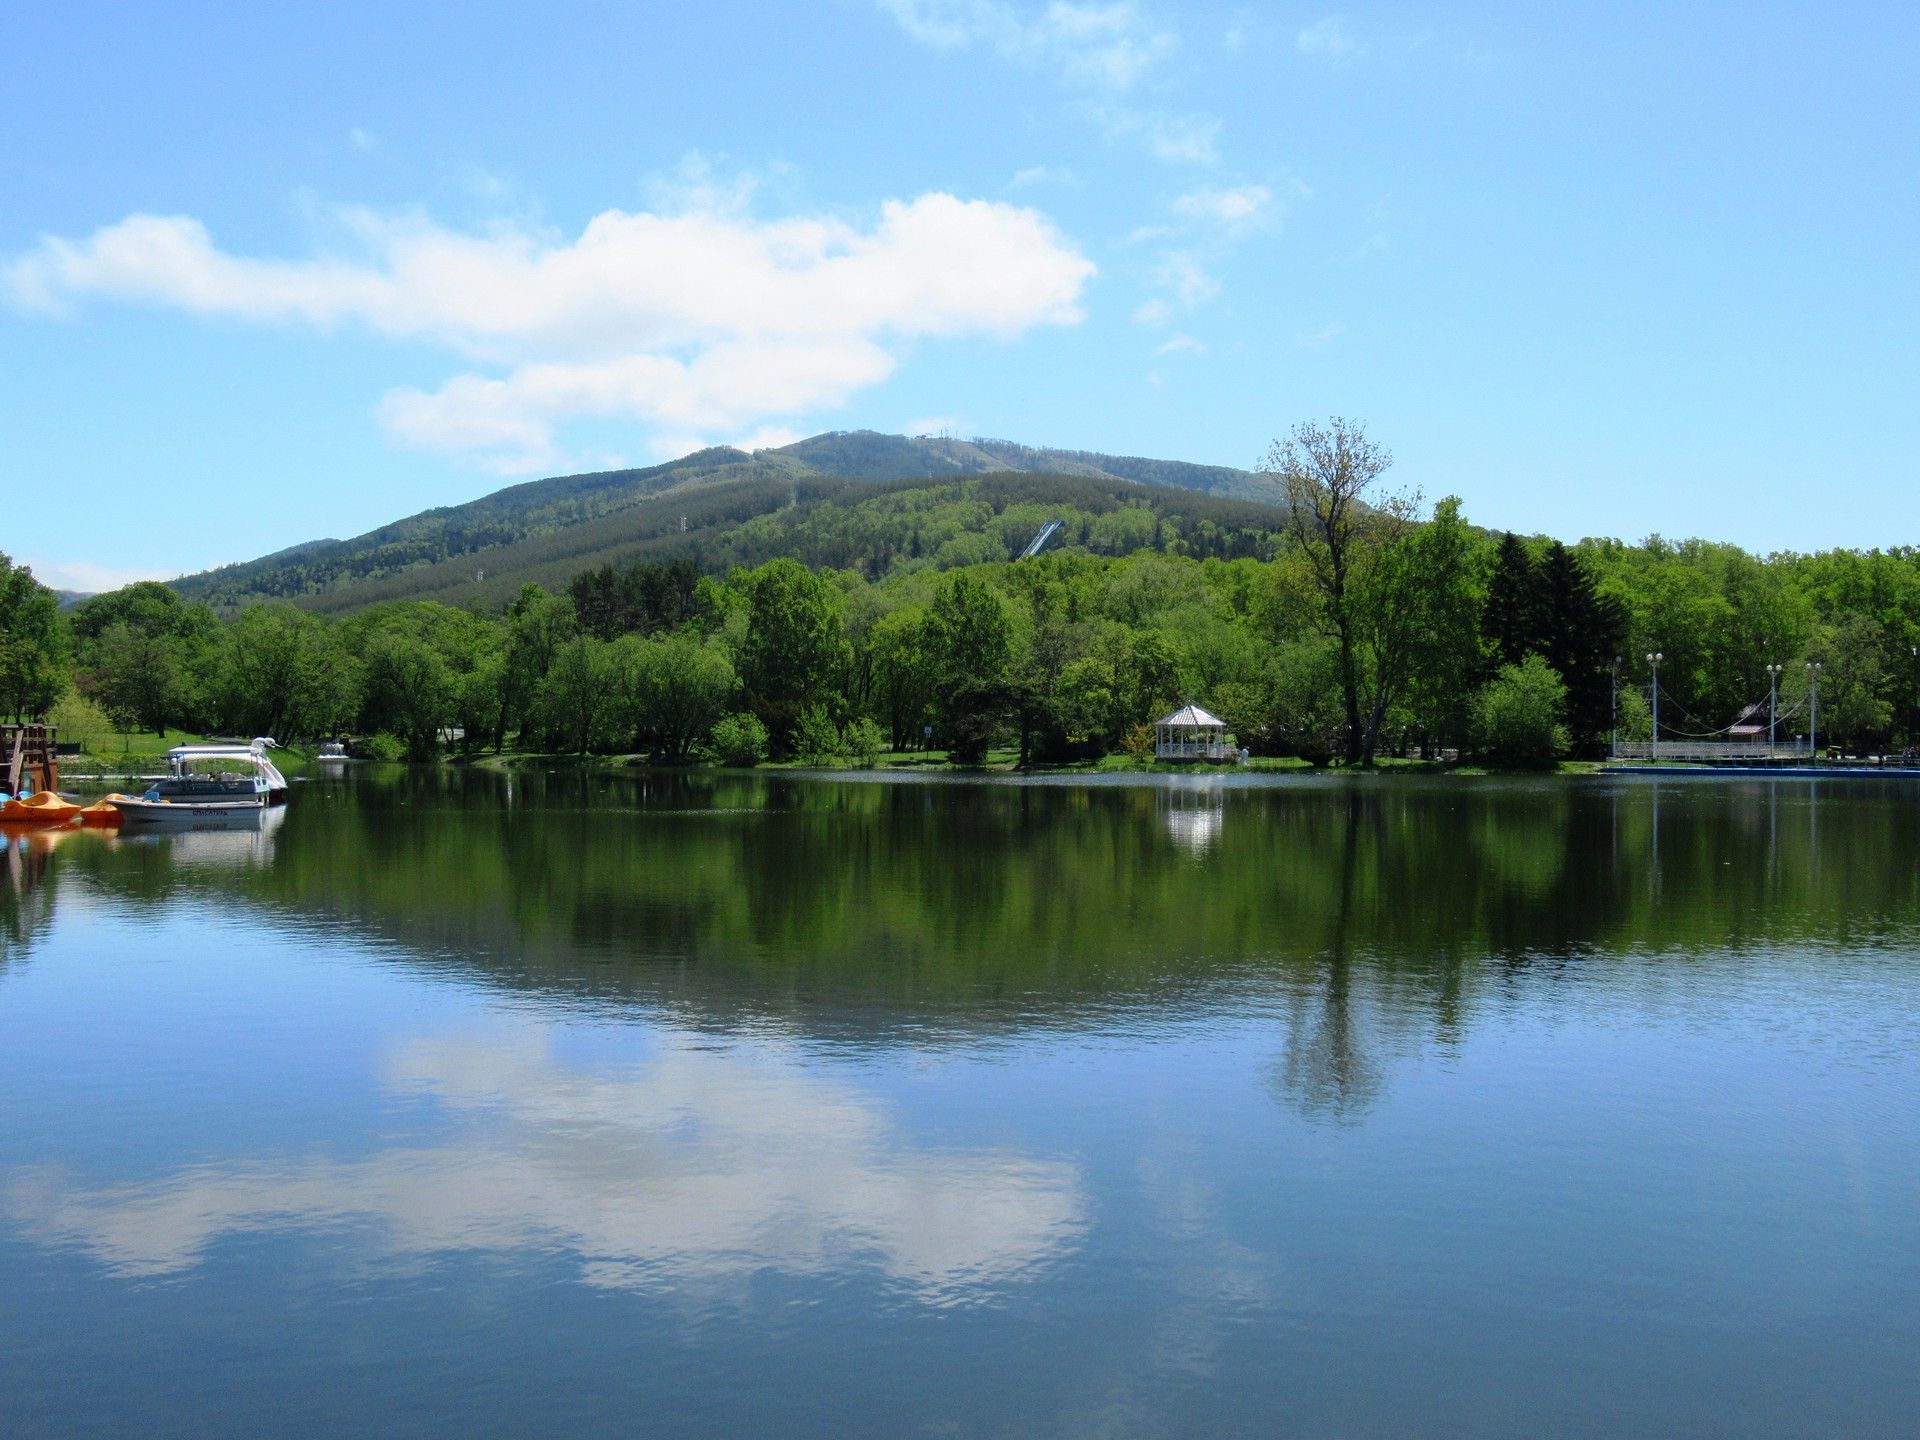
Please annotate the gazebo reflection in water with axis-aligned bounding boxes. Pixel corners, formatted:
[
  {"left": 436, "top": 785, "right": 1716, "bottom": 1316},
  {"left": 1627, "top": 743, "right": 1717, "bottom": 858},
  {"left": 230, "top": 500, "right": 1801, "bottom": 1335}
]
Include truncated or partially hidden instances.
[{"left": 1159, "top": 782, "right": 1226, "bottom": 853}]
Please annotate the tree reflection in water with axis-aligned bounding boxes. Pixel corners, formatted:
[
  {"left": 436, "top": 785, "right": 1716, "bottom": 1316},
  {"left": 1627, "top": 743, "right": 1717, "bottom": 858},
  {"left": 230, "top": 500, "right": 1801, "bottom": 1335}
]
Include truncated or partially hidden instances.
[{"left": 9, "top": 768, "right": 1919, "bottom": 1121}]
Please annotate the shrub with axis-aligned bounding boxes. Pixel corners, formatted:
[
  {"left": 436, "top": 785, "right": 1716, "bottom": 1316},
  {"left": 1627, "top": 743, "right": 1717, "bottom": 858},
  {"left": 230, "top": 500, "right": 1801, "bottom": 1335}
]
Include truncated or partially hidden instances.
[
  {"left": 1121, "top": 723, "right": 1156, "bottom": 763},
  {"left": 356, "top": 732, "right": 406, "bottom": 763},
  {"left": 1473, "top": 656, "right": 1569, "bottom": 762},
  {"left": 710, "top": 712, "right": 769, "bottom": 768},
  {"left": 844, "top": 717, "right": 886, "bottom": 769},
  {"left": 792, "top": 705, "right": 843, "bottom": 766}
]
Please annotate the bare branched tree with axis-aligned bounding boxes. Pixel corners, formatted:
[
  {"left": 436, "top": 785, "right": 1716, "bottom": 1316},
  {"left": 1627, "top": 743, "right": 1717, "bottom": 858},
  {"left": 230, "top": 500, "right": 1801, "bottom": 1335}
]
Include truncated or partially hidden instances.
[{"left": 1261, "top": 418, "right": 1396, "bottom": 763}]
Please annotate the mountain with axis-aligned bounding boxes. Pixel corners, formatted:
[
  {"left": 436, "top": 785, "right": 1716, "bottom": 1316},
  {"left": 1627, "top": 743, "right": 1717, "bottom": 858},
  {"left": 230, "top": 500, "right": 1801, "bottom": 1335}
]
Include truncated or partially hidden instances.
[
  {"left": 169, "top": 431, "right": 1283, "bottom": 614},
  {"left": 771, "top": 432, "right": 1278, "bottom": 502}
]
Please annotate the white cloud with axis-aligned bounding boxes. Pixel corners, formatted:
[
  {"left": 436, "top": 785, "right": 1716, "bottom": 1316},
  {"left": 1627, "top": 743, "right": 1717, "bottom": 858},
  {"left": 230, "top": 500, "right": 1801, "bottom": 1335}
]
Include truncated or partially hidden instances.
[
  {"left": 1152, "top": 249, "right": 1218, "bottom": 308},
  {"left": 1132, "top": 297, "right": 1172, "bottom": 327},
  {"left": 1295, "top": 16, "right": 1360, "bottom": 62},
  {"left": 1010, "top": 164, "right": 1077, "bottom": 189},
  {"left": 1155, "top": 332, "right": 1204, "bottom": 355},
  {"left": 1090, "top": 104, "right": 1220, "bottom": 166},
  {"left": 17, "top": 557, "right": 176, "bottom": 593},
  {"left": 879, "top": 0, "right": 1172, "bottom": 88},
  {"left": 1171, "top": 183, "right": 1274, "bottom": 237},
  {"left": 1131, "top": 179, "right": 1287, "bottom": 324},
  {"left": 878, "top": 1, "right": 1218, "bottom": 165},
  {"left": 731, "top": 423, "right": 806, "bottom": 453},
  {"left": 8, "top": 193, "right": 1095, "bottom": 473},
  {"left": 905, "top": 414, "right": 967, "bottom": 436},
  {"left": 1132, "top": 242, "right": 1221, "bottom": 325},
  {"left": 348, "top": 127, "right": 376, "bottom": 151},
  {"left": 378, "top": 338, "right": 900, "bottom": 474}
]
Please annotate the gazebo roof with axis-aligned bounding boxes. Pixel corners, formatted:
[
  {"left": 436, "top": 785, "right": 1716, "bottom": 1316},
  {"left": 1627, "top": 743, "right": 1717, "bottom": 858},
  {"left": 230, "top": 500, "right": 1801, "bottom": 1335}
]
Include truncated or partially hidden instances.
[{"left": 1157, "top": 704, "right": 1225, "bottom": 729}]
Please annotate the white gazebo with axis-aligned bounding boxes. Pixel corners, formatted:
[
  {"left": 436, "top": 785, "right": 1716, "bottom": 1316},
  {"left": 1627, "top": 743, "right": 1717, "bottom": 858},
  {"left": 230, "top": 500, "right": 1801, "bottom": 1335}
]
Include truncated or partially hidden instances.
[{"left": 1154, "top": 704, "right": 1231, "bottom": 762}]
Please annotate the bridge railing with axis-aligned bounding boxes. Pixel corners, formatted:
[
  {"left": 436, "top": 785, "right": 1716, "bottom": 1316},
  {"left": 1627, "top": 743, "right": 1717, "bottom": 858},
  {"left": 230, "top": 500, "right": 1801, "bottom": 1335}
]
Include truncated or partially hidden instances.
[
  {"left": 1611, "top": 740, "right": 1808, "bottom": 762},
  {"left": 1611, "top": 740, "right": 1920, "bottom": 765}
]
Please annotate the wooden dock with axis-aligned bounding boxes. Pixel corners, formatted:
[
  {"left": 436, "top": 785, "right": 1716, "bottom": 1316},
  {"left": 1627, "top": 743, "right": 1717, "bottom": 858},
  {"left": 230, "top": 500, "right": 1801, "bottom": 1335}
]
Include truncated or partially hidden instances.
[{"left": 2, "top": 725, "right": 60, "bottom": 794}]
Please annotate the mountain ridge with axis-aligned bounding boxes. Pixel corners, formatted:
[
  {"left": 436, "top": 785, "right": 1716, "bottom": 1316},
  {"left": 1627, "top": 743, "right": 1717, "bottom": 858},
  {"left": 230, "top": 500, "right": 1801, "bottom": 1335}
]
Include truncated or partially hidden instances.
[{"left": 167, "top": 430, "right": 1281, "bottom": 613}]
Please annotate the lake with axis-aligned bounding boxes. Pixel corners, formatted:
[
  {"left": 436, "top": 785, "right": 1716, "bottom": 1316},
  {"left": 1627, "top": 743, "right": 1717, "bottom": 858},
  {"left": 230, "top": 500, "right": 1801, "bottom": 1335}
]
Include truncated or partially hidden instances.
[{"left": 2, "top": 769, "right": 1917, "bottom": 1438}]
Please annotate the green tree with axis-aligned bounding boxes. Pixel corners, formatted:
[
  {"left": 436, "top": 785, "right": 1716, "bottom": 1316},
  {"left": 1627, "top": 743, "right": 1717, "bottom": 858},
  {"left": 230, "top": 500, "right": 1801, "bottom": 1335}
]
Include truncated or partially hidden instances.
[
  {"left": 361, "top": 632, "right": 450, "bottom": 760},
  {"left": 209, "top": 604, "right": 357, "bottom": 742},
  {"left": 1346, "top": 490, "right": 1473, "bottom": 764},
  {"left": 72, "top": 580, "right": 217, "bottom": 732},
  {"left": 792, "top": 704, "right": 844, "bottom": 765},
  {"left": 91, "top": 622, "right": 186, "bottom": 736},
  {"left": 492, "top": 585, "right": 575, "bottom": 749},
  {"left": 1534, "top": 541, "right": 1626, "bottom": 757},
  {"left": 1480, "top": 534, "right": 1542, "bottom": 673},
  {"left": 612, "top": 631, "right": 738, "bottom": 762},
  {"left": 1268, "top": 636, "right": 1346, "bottom": 765},
  {"left": 709, "top": 712, "right": 769, "bottom": 767},
  {"left": 870, "top": 606, "right": 937, "bottom": 750},
  {"left": 1473, "top": 655, "right": 1570, "bottom": 762},
  {"left": 1808, "top": 617, "right": 1893, "bottom": 750},
  {"left": 1263, "top": 417, "right": 1396, "bottom": 763},
  {"left": 739, "top": 559, "right": 847, "bottom": 753},
  {"left": 0, "top": 555, "right": 66, "bottom": 721},
  {"left": 542, "top": 635, "right": 615, "bottom": 754},
  {"left": 1388, "top": 498, "right": 1484, "bottom": 758},
  {"left": 844, "top": 716, "right": 886, "bottom": 768},
  {"left": 923, "top": 571, "right": 1014, "bottom": 756}
]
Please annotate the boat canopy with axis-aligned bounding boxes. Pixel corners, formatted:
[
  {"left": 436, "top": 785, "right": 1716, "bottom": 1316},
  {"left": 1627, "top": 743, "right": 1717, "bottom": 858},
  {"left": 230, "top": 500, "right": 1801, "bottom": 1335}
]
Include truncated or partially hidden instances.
[{"left": 166, "top": 738, "right": 288, "bottom": 789}]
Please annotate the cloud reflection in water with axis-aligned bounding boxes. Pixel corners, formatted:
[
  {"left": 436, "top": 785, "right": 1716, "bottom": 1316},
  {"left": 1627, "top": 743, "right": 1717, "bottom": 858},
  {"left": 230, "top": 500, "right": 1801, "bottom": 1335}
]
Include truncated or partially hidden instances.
[{"left": 7, "top": 1029, "right": 1085, "bottom": 1305}]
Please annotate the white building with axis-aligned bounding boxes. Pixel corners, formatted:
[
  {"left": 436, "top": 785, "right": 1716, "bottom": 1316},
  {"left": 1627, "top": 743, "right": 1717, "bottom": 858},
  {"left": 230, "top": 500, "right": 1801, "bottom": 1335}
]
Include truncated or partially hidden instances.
[{"left": 1154, "top": 705, "right": 1231, "bottom": 762}]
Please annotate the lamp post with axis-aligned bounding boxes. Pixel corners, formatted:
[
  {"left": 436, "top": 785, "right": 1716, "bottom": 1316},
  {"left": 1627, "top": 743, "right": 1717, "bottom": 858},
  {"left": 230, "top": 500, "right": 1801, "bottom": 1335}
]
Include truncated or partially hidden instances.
[
  {"left": 1807, "top": 661, "right": 1822, "bottom": 764},
  {"left": 1647, "top": 652, "right": 1663, "bottom": 761},
  {"left": 1910, "top": 644, "right": 1918, "bottom": 755},
  {"left": 1766, "top": 663, "right": 1783, "bottom": 755},
  {"left": 1610, "top": 655, "right": 1621, "bottom": 757}
]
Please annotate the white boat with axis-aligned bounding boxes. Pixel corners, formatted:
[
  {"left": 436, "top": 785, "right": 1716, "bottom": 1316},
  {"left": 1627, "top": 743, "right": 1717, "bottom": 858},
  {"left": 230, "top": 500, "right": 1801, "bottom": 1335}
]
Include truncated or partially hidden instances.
[
  {"left": 110, "top": 739, "right": 290, "bottom": 827},
  {"left": 316, "top": 740, "right": 350, "bottom": 763},
  {"left": 113, "top": 802, "right": 287, "bottom": 853}
]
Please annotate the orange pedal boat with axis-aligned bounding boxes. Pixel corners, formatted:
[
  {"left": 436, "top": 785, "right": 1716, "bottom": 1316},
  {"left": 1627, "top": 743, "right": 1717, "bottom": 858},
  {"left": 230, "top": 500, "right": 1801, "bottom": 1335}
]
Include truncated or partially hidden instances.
[{"left": 0, "top": 791, "right": 82, "bottom": 826}]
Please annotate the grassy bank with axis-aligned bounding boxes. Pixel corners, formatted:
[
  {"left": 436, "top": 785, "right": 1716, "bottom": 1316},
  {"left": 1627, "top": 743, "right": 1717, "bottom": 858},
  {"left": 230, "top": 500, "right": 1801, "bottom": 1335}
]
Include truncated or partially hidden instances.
[{"left": 452, "top": 747, "right": 1598, "bottom": 779}]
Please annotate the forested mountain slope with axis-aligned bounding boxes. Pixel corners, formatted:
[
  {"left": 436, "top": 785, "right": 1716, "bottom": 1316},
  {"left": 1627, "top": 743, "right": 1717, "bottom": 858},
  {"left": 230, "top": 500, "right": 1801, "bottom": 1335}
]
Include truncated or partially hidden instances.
[
  {"left": 168, "top": 432, "right": 1280, "bottom": 612},
  {"left": 770, "top": 432, "right": 1277, "bottom": 502}
]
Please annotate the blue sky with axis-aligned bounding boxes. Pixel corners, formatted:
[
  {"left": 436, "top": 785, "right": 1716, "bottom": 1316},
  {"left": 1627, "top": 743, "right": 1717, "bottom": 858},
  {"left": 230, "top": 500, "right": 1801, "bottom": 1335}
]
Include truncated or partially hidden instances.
[{"left": 4, "top": 2, "right": 1916, "bottom": 589}]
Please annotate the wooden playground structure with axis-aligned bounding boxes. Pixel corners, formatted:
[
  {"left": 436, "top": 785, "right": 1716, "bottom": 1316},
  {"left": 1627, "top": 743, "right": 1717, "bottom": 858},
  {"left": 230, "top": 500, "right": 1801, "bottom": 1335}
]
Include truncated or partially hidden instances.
[{"left": 2, "top": 725, "right": 60, "bottom": 795}]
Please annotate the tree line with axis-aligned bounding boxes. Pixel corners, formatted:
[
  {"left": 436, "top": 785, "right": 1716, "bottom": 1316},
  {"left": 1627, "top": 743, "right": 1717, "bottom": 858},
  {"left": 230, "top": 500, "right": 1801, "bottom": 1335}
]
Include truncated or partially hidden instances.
[{"left": 4, "top": 419, "right": 1918, "bottom": 766}]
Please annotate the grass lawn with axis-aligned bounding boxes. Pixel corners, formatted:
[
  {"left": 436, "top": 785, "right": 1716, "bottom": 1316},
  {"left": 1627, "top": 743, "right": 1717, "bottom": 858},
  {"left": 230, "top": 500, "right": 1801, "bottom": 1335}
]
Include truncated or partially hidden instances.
[
  {"left": 59, "top": 731, "right": 344, "bottom": 782},
  {"left": 60, "top": 728, "right": 211, "bottom": 778}
]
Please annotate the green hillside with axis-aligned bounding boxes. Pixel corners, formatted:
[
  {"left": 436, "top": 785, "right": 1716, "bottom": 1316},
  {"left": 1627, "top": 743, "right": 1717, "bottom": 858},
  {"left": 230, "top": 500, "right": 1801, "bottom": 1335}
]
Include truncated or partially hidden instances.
[{"left": 168, "top": 431, "right": 1278, "bottom": 613}]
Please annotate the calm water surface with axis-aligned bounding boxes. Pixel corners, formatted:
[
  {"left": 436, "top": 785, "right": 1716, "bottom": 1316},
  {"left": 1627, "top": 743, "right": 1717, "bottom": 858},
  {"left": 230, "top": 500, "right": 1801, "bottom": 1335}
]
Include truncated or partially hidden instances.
[{"left": 2, "top": 769, "right": 1917, "bottom": 1438}]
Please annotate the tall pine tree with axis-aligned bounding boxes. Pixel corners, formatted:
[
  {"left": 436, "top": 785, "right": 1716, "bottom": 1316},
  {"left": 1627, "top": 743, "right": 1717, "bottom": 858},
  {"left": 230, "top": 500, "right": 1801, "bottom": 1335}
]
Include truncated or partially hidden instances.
[
  {"left": 1480, "top": 533, "right": 1543, "bottom": 673},
  {"left": 1480, "top": 535, "right": 1624, "bottom": 757},
  {"left": 1534, "top": 542, "right": 1625, "bottom": 756}
]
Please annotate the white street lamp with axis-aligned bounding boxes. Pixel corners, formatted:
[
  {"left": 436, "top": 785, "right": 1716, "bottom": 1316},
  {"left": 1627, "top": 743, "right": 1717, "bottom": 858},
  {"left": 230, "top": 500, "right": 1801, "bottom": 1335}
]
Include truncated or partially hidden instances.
[
  {"left": 1766, "top": 663, "right": 1783, "bottom": 754},
  {"left": 1647, "top": 652, "right": 1664, "bottom": 761},
  {"left": 1806, "top": 661, "right": 1823, "bottom": 764}
]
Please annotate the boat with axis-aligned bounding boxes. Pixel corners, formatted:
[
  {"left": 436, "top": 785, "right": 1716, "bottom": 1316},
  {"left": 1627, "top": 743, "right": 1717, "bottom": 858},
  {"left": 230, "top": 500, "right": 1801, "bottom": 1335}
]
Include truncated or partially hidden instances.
[
  {"left": 78, "top": 794, "right": 133, "bottom": 826},
  {"left": 110, "top": 739, "right": 289, "bottom": 828},
  {"left": 0, "top": 790, "right": 82, "bottom": 826},
  {"left": 316, "top": 740, "right": 350, "bottom": 763},
  {"left": 113, "top": 800, "right": 287, "bottom": 852}
]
